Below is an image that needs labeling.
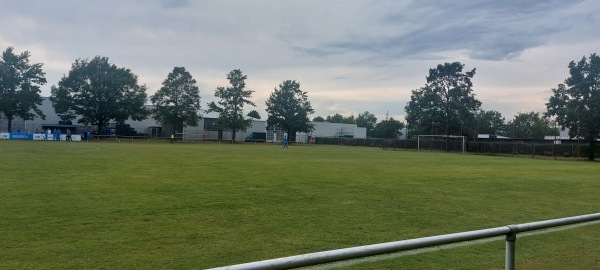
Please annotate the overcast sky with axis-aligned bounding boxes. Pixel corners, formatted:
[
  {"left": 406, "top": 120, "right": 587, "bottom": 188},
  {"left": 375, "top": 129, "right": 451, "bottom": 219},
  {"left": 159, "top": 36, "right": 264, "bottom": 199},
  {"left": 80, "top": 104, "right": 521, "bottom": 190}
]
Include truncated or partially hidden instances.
[{"left": 2, "top": 0, "right": 599, "bottom": 122}]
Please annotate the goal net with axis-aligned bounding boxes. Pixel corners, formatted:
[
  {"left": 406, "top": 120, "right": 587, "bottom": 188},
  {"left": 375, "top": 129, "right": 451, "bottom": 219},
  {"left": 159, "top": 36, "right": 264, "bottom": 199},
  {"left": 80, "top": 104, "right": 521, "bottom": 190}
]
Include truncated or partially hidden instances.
[
  {"left": 417, "top": 135, "right": 466, "bottom": 153},
  {"left": 176, "top": 130, "right": 207, "bottom": 142}
]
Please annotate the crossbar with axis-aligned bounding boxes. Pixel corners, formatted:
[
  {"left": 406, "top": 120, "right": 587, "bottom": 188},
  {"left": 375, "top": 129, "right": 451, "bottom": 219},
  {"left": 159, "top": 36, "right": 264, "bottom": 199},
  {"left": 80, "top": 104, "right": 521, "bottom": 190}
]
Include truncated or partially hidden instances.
[{"left": 209, "top": 213, "right": 600, "bottom": 270}]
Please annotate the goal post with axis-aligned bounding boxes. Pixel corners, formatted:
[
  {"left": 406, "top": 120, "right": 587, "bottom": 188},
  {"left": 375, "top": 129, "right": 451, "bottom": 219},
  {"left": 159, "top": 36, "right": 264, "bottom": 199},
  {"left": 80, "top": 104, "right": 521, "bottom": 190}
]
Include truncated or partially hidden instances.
[
  {"left": 175, "top": 130, "right": 207, "bottom": 142},
  {"left": 417, "top": 135, "right": 466, "bottom": 153}
]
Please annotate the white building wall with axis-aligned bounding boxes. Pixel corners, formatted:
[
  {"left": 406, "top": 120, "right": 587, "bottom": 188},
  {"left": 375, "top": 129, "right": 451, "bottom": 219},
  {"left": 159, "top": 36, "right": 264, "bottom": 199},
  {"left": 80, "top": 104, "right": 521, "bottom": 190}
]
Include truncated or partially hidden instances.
[
  {"left": 237, "top": 119, "right": 267, "bottom": 141},
  {"left": 245, "top": 119, "right": 267, "bottom": 133},
  {"left": 3, "top": 100, "right": 363, "bottom": 142},
  {"left": 308, "top": 122, "right": 367, "bottom": 139},
  {"left": 127, "top": 115, "right": 169, "bottom": 136},
  {"left": 353, "top": 126, "right": 367, "bottom": 138},
  {"left": 1, "top": 97, "right": 79, "bottom": 132}
]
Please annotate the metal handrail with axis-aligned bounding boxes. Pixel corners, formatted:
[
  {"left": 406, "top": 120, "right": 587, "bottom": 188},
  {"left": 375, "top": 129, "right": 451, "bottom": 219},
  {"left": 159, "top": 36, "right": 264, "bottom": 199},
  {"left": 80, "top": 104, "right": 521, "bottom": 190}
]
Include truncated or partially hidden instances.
[{"left": 209, "top": 213, "right": 600, "bottom": 270}]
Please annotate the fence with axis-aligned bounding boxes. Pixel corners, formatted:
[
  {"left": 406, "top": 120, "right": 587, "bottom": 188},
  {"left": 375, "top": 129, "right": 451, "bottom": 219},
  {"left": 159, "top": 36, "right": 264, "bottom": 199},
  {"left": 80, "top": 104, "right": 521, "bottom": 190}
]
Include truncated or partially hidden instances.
[
  {"left": 314, "top": 137, "right": 589, "bottom": 158},
  {"left": 209, "top": 213, "right": 600, "bottom": 270}
]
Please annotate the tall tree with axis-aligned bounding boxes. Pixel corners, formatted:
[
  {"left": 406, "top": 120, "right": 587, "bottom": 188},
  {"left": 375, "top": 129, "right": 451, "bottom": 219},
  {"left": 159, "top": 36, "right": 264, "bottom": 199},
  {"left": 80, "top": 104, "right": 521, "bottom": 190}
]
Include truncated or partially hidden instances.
[
  {"left": 50, "top": 56, "right": 149, "bottom": 132},
  {"left": 475, "top": 110, "right": 505, "bottom": 135},
  {"left": 247, "top": 110, "right": 261, "bottom": 119},
  {"left": 372, "top": 117, "right": 404, "bottom": 138},
  {"left": 326, "top": 113, "right": 344, "bottom": 123},
  {"left": 324, "top": 114, "right": 356, "bottom": 124},
  {"left": 507, "top": 112, "right": 556, "bottom": 140},
  {"left": 0, "top": 47, "right": 46, "bottom": 131},
  {"left": 312, "top": 116, "right": 325, "bottom": 122},
  {"left": 342, "top": 114, "right": 355, "bottom": 124},
  {"left": 265, "top": 80, "right": 314, "bottom": 141},
  {"left": 546, "top": 53, "right": 600, "bottom": 160},
  {"left": 355, "top": 111, "right": 377, "bottom": 137},
  {"left": 207, "top": 69, "right": 255, "bottom": 140},
  {"left": 151, "top": 67, "right": 201, "bottom": 135},
  {"left": 405, "top": 62, "right": 481, "bottom": 143}
]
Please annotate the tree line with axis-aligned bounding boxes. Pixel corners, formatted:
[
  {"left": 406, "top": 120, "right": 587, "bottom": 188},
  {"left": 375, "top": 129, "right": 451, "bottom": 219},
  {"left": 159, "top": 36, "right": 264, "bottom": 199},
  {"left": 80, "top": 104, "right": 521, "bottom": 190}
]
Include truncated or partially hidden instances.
[
  {"left": 1, "top": 46, "right": 598, "bottom": 159},
  {"left": 0, "top": 48, "right": 315, "bottom": 141}
]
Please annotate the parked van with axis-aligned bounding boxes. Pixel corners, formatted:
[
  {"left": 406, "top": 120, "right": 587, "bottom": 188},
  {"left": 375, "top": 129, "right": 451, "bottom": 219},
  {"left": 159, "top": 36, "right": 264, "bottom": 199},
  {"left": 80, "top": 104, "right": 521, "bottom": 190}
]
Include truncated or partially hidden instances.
[{"left": 245, "top": 132, "right": 266, "bottom": 142}]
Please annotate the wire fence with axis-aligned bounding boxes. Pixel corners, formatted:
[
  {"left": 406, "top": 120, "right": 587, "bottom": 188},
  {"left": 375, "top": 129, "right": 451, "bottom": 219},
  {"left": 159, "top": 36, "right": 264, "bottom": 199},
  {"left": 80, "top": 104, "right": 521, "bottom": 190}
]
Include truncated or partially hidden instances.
[
  {"left": 314, "top": 137, "right": 591, "bottom": 159},
  {"left": 72, "top": 135, "right": 593, "bottom": 159}
]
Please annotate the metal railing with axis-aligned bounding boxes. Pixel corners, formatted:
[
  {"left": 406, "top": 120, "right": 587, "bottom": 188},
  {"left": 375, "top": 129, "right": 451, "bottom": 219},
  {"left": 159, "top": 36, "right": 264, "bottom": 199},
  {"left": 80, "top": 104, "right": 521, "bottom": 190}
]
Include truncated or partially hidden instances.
[{"left": 209, "top": 213, "right": 600, "bottom": 270}]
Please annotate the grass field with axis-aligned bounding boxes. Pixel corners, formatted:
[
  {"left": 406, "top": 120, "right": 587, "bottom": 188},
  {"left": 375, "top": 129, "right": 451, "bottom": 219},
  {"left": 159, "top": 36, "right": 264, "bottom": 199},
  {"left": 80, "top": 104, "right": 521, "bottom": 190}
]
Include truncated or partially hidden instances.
[{"left": 0, "top": 140, "right": 599, "bottom": 269}]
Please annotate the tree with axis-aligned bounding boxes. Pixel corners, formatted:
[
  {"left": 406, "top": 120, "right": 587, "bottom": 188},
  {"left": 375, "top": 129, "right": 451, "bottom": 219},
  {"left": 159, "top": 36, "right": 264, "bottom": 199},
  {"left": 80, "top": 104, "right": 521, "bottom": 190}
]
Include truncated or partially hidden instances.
[
  {"left": 325, "top": 113, "right": 356, "bottom": 124},
  {"left": 50, "top": 56, "right": 149, "bottom": 132},
  {"left": 372, "top": 117, "right": 404, "bottom": 138},
  {"left": 312, "top": 116, "right": 325, "bottom": 122},
  {"left": 207, "top": 69, "right": 256, "bottom": 140},
  {"left": 405, "top": 62, "right": 481, "bottom": 143},
  {"left": 475, "top": 110, "right": 505, "bottom": 135},
  {"left": 0, "top": 47, "right": 46, "bottom": 131},
  {"left": 326, "top": 113, "right": 344, "bottom": 123},
  {"left": 507, "top": 112, "right": 555, "bottom": 140},
  {"left": 265, "top": 80, "right": 314, "bottom": 141},
  {"left": 546, "top": 53, "right": 600, "bottom": 160},
  {"left": 150, "top": 67, "right": 201, "bottom": 135},
  {"left": 356, "top": 111, "right": 377, "bottom": 137},
  {"left": 247, "top": 110, "right": 261, "bottom": 119},
  {"left": 342, "top": 114, "right": 355, "bottom": 124}
]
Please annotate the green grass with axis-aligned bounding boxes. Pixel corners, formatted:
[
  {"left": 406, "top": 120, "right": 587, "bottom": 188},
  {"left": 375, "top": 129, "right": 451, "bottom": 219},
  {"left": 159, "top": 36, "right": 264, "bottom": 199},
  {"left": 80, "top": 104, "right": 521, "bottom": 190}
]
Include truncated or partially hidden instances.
[{"left": 0, "top": 140, "right": 598, "bottom": 269}]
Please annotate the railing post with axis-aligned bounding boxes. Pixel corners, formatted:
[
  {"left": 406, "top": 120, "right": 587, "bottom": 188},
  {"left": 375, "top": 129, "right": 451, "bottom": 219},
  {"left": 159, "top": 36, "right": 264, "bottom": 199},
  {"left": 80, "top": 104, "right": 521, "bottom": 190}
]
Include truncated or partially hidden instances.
[
  {"left": 505, "top": 226, "right": 517, "bottom": 270},
  {"left": 212, "top": 214, "right": 600, "bottom": 270}
]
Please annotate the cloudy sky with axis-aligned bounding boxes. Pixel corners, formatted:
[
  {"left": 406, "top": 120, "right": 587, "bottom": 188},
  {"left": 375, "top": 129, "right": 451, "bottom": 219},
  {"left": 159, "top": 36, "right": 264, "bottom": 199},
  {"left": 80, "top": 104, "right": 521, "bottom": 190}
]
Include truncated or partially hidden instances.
[{"left": 2, "top": 0, "right": 599, "bottom": 122}]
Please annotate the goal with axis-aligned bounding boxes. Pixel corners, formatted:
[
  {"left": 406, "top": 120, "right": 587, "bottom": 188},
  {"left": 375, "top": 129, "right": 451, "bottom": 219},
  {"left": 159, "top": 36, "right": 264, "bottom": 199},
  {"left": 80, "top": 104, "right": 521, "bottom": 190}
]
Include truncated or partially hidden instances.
[
  {"left": 417, "top": 135, "right": 466, "bottom": 153},
  {"left": 176, "top": 130, "right": 207, "bottom": 142}
]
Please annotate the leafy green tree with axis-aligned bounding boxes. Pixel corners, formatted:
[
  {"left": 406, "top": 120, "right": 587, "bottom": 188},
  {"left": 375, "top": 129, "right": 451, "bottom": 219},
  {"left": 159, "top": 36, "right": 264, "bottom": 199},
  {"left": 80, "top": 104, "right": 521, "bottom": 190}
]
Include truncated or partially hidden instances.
[
  {"left": 247, "top": 110, "right": 261, "bottom": 119},
  {"left": 507, "top": 112, "right": 556, "bottom": 139},
  {"left": 372, "top": 117, "right": 404, "bottom": 138},
  {"left": 0, "top": 47, "right": 46, "bottom": 131},
  {"left": 405, "top": 62, "right": 481, "bottom": 140},
  {"left": 342, "top": 114, "right": 355, "bottom": 124},
  {"left": 312, "top": 116, "right": 325, "bottom": 122},
  {"left": 326, "top": 113, "right": 344, "bottom": 123},
  {"left": 323, "top": 114, "right": 356, "bottom": 124},
  {"left": 546, "top": 53, "right": 600, "bottom": 160},
  {"left": 50, "top": 56, "right": 149, "bottom": 132},
  {"left": 356, "top": 111, "right": 377, "bottom": 137},
  {"left": 150, "top": 67, "right": 201, "bottom": 135},
  {"left": 265, "top": 80, "right": 314, "bottom": 141},
  {"left": 207, "top": 69, "right": 256, "bottom": 140},
  {"left": 475, "top": 110, "right": 505, "bottom": 135}
]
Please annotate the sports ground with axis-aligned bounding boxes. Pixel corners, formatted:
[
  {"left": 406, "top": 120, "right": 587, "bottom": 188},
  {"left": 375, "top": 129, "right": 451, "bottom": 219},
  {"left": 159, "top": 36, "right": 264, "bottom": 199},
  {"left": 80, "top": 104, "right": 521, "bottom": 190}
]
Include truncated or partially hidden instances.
[{"left": 1, "top": 140, "right": 598, "bottom": 269}]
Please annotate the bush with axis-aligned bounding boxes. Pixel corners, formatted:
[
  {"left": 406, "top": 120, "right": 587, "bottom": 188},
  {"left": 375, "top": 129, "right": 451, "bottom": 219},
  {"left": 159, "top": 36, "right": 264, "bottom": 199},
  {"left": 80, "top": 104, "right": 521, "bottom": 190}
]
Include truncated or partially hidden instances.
[{"left": 579, "top": 144, "right": 600, "bottom": 159}]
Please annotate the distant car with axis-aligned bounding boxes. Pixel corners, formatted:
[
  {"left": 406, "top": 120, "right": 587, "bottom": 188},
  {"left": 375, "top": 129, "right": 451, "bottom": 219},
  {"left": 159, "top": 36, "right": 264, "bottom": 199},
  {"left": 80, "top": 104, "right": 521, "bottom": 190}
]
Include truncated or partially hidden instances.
[{"left": 245, "top": 132, "right": 266, "bottom": 142}]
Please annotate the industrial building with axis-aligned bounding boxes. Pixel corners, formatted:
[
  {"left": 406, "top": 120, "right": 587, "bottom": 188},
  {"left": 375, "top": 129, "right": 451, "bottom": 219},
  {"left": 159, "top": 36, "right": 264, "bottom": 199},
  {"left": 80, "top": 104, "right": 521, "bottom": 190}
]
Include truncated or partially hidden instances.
[{"left": 1, "top": 97, "right": 366, "bottom": 142}]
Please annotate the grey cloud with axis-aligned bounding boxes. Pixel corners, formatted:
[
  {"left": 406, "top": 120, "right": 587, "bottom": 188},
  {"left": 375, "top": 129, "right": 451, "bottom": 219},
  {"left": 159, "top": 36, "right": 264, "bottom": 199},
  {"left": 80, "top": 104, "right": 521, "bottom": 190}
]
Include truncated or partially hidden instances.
[
  {"left": 373, "top": 77, "right": 392, "bottom": 81},
  {"left": 296, "top": 0, "right": 588, "bottom": 61},
  {"left": 2, "top": 0, "right": 598, "bottom": 121},
  {"left": 159, "top": 0, "right": 190, "bottom": 9}
]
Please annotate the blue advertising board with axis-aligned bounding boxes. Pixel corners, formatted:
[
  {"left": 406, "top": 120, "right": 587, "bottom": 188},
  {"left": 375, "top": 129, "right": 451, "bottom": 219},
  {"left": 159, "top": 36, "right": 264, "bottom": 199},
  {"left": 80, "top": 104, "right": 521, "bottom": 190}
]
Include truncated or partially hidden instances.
[{"left": 9, "top": 133, "right": 34, "bottom": 140}]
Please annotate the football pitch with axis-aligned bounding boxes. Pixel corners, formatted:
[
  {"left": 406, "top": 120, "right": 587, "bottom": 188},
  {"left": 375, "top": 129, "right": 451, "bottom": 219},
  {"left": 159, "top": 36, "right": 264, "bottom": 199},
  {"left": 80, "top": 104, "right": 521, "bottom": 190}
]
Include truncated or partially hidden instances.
[{"left": 1, "top": 140, "right": 598, "bottom": 269}]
